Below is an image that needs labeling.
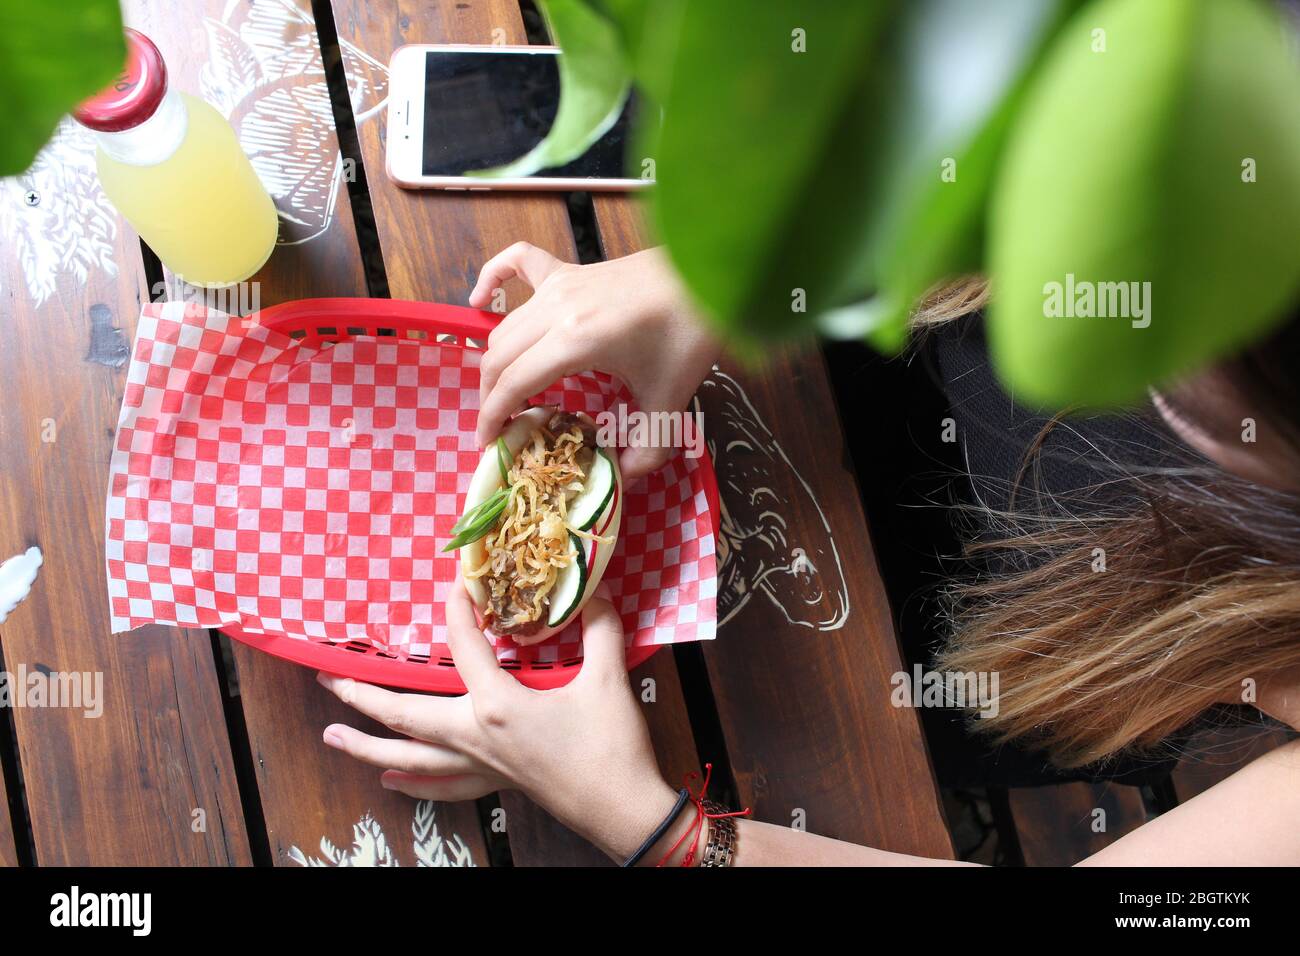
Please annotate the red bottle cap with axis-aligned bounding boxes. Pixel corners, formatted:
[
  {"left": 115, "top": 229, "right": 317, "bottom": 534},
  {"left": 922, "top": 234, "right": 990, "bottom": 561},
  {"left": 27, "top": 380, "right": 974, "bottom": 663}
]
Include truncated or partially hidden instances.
[{"left": 73, "top": 29, "right": 168, "bottom": 132}]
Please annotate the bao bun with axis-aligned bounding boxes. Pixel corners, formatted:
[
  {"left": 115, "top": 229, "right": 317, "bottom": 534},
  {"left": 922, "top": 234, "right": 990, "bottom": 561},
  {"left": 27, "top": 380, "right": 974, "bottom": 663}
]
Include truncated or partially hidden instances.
[{"left": 460, "top": 406, "right": 622, "bottom": 645}]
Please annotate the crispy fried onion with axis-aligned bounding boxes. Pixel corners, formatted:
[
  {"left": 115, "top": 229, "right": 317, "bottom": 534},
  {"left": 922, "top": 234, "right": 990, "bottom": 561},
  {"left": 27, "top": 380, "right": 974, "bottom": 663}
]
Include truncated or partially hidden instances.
[{"left": 466, "top": 418, "right": 612, "bottom": 634}]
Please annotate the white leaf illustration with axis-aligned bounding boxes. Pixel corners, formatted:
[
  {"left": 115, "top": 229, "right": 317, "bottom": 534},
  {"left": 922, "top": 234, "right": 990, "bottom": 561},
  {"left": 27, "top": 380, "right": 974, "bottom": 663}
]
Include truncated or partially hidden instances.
[
  {"left": 0, "top": 120, "right": 118, "bottom": 307},
  {"left": 289, "top": 802, "right": 476, "bottom": 867},
  {"left": 197, "top": 0, "right": 390, "bottom": 246},
  {"left": 339, "top": 36, "right": 389, "bottom": 120},
  {"left": 238, "top": 81, "right": 340, "bottom": 244},
  {"left": 199, "top": 19, "right": 264, "bottom": 116}
]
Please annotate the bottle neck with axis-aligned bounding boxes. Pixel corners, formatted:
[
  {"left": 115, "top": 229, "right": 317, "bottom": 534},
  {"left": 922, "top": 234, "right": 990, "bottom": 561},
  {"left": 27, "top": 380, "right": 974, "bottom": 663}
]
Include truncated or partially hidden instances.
[{"left": 91, "top": 87, "right": 188, "bottom": 165}]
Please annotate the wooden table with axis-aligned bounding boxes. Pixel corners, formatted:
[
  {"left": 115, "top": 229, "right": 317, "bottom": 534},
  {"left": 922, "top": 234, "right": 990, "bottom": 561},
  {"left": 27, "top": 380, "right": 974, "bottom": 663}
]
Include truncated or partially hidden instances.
[{"left": 0, "top": 0, "right": 951, "bottom": 866}]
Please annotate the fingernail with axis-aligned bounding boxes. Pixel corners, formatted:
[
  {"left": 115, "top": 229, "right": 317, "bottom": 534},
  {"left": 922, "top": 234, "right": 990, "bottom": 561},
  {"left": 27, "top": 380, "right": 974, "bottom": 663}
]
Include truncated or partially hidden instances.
[
  {"left": 380, "top": 775, "right": 396, "bottom": 790},
  {"left": 316, "top": 671, "right": 334, "bottom": 689},
  {"left": 323, "top": 726, "right": 344, "bottom": 748},
  {"left": 595, "top": 582, "right": 613, "bottom": 602}
]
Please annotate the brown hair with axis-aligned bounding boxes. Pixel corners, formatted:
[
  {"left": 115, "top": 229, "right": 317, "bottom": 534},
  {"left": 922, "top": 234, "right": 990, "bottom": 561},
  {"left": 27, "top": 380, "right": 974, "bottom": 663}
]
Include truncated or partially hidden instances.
[{"left": 915, "top": 278, "right": 1300, "bottom": 768}]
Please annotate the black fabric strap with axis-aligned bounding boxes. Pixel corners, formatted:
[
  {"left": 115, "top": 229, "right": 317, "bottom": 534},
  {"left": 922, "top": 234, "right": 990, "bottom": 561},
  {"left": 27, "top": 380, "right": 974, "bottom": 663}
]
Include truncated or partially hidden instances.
[{"left": 622, "top": 788, "right": 691, "bottom": 868}]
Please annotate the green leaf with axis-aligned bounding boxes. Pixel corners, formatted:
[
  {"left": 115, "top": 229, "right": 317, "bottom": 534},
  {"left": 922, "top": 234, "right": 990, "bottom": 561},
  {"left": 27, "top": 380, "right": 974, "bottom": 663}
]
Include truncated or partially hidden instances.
[
  {"left": 987, "top": 0, "right": 1300, "bottom": 408},
  {"left": 496, "top": 438, "right": 513, "bottom": 485},
  {"left": 450, "top": 487, "right": 509, "bottom": 536},
  {"left": 469, "top": 0, "right": 631, "bottom": 179},
  {"left": 641, "top": 1, "right": 1073, "bottom": 348},
  {"left": 444, "top": 492, "right": 511, "bottom": 551},
  {"left": 589, "top": 0, "right": 679, "bottom": 107},
  {"left": 856, "top": 0, "right": 1082, "bottom": 353},
  {"left": 648, "top": 2, "right": 893, "bottom": 342},
  {"left": 0, "top": 0, "right": 125, "bottom": 175}
]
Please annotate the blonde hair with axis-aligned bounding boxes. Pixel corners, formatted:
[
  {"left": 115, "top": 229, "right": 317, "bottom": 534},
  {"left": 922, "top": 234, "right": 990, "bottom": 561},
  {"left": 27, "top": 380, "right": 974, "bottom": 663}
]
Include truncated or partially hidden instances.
[{"left": 913, "top": 278, "right": 1300, "bottom": 768}]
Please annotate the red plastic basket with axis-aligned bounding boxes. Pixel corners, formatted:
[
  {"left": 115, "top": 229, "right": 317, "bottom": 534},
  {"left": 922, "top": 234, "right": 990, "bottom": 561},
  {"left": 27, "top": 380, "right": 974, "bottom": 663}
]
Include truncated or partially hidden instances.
[{"left": 219, "top": 297, "right": 721, "bottom": 694}]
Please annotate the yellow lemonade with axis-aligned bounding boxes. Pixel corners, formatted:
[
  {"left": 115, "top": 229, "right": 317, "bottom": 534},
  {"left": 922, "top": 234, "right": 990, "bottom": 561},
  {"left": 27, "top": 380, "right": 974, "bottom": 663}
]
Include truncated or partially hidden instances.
[{"left": 95, "top": 93, "right": 279, "bottom": 287}]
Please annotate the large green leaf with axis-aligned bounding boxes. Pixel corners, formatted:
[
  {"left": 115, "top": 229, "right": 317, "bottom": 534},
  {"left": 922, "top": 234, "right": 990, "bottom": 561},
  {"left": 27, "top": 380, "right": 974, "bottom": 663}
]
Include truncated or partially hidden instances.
[
  {"left": 470, "top": 0, "right": 630, "bottom": 179},
  {"left": 648, "top": 2, "right": 894, "bottom": 341},
  {"left": 631, "top": 0, "right": 1072, "bottom": 350},
  {"left": 0, "top": 0, "right": 125, "bottom": 176},
  {"left": 590, "top": 0, "right": 678, "bottom": 108},
  {"left": 988, "top": 0, "right": 1300, "bottom": 408},
  {"left": 849, "top": 0, "right": 1081, "bottom": 351}
]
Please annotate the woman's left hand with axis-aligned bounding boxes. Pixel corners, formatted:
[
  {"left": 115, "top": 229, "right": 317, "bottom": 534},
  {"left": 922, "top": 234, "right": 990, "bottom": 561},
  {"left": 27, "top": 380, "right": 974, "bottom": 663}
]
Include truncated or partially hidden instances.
[{"left": 317, "top": 580, "right": 681, "bottom": 862}]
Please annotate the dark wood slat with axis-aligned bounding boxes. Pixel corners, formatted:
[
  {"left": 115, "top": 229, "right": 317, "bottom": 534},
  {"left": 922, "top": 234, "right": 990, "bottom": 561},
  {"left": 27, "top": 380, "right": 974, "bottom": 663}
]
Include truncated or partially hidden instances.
[
  {"left": 592, "top": 195, "right": 954, "bottom": 859},
  {"left": 0, "top": 760, "right": 19, "bottom": 867},
  {"left": 1010, "top": 784, "right": 1147, "bottom": 866},
  {"left": 327, "top": 0, "right": 702, "bottom": 865},
  {"left": 0, "top": 153, "right": 251, "bottom": 863},
  {"left": 123, "top": 0, "right": 488, "bottom": 866}
]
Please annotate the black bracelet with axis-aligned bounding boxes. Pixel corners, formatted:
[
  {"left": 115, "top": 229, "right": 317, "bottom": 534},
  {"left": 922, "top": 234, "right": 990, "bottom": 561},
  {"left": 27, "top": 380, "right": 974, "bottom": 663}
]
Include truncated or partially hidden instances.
[{"left": 622, "top": 788, "right": 692, "bottom": 867}]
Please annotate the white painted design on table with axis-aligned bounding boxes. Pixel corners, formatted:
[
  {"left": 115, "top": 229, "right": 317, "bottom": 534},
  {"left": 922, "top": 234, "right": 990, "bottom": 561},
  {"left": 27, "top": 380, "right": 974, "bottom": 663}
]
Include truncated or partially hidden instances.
[
  {"left": 0, "top": 122, "right": 119, "bottom": 307},
  {"left": 697, "top": 371, "right": 850, "bottom": 631},
  {"left": 200, "top": 0, "right": 388, "bottom": 246},
  {"left": 287, "top": 800, "right": 475, "bottom": 867},
  {"left": 0, "top": 547, "right": 44, "bottom": 625},
  {"left": 0, "top": 0, "right": 389, "bottom": 305}
]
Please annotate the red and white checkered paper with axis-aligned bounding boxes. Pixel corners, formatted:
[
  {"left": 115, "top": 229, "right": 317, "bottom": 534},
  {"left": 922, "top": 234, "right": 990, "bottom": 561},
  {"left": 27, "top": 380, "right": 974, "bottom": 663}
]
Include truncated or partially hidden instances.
[{"left": 105, "top": 302, "right": 717, "bottom": 664}]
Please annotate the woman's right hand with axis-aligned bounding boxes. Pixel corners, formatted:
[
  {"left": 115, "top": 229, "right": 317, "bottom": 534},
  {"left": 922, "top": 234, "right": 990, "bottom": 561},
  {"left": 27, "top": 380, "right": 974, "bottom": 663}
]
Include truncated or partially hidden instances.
[{"left": 468, "top": 243, "right": 721, "bottom": 479}]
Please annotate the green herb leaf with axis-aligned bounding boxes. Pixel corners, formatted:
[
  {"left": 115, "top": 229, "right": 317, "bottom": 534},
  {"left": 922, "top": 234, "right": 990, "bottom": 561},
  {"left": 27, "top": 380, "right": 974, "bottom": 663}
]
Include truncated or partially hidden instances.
[
  {"left": 987, "top": 0, "right": 1300, "bottom": 407},
  {"left": 496, "top": 438, "right": 513, "bottom": 485},
  {"left": 468, "top": 0, "right": 631, "bottom": 179},
  {"left": 450, "top": 487, "right": 509, "bottom": 536},
  {"left": 0, "top": 0, "right": 126, "bottom": 175},
  {"left": 443, "top": 492, "right": 511, "bottom": 552}
]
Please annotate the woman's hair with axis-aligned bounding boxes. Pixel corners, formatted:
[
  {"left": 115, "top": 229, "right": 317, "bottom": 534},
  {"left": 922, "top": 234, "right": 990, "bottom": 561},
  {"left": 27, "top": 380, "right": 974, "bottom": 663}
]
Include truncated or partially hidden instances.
[{"left": 914, "top": 278, "right": 1300, "bottom": 769}]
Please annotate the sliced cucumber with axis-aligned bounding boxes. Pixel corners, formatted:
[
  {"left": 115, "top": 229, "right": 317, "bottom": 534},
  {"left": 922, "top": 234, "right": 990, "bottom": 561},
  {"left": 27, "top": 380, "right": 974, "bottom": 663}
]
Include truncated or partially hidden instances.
[
  {"left": 568, "top": 449, "right": 615, "bottom": 531},
  {"left": 547, "top": 532, "right": 588, "bottom": 627}
]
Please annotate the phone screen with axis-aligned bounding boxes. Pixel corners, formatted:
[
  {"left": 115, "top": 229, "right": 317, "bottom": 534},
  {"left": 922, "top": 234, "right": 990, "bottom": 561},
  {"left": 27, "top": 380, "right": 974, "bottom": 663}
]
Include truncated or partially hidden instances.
[{"left": 421, "top": 49, "right": 638, "bottom": 179}]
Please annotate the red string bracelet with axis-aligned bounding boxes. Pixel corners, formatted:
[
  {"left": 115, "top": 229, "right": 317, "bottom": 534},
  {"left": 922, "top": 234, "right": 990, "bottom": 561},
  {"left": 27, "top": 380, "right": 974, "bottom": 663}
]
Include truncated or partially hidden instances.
[{"left": 655, "top": 763, "right": 752, "bottom": 867}]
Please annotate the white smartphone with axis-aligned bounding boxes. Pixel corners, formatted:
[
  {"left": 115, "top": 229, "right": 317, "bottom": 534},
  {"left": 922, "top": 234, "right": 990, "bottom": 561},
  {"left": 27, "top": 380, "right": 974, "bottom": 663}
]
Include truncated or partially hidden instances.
[{"left": 385, "top": 44, "right": 650, "bottom": 191}]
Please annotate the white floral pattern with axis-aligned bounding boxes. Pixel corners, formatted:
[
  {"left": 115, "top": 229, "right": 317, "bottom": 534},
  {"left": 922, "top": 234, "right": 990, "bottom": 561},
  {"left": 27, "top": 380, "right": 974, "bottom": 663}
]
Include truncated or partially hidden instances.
[
  {"left": 0, "top": 121, "right": 119, "bottom": 307},
  {"left": 288, "top": 800, "right": 476, "bottom": 867},
  {"left": 199, "top": 0, "right": 388, "bottom": 246}
]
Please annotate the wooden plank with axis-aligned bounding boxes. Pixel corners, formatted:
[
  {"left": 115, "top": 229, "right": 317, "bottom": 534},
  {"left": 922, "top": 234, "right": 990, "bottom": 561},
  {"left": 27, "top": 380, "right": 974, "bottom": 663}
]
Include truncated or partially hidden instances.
[
  {"left": 1009, "top": 784, "right": 1148, "bottom": 866},
  {"left": 592, "top": 196, "right": 954, "bottom": 858},
  {"left": 122, "top": 0, "right": 489, "bottom": 866},
  {"left": 327, "top": 0, "right": 702, "bottom": 865},
  {"left": 0, "top": 135, "right": 251, "bottom": 864},
  {"left": 0, "top": 760, "right": 19, "bottom": 867}
]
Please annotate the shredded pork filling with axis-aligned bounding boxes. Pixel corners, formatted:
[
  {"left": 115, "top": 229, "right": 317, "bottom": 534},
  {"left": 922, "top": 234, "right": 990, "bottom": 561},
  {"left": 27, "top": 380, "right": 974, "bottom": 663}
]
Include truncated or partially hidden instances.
[{"left": 465, "top": 413, "right": 600, "bottom": 635}]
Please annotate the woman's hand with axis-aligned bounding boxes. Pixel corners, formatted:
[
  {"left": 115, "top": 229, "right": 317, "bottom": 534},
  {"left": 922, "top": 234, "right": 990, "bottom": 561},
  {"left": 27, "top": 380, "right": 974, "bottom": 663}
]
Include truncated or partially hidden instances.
[
  {"left": 468, "top": 243, "right": 721, "bottom": 479},
  {"left": 317, "top": 581, "right": 682, "bottom": 862}
]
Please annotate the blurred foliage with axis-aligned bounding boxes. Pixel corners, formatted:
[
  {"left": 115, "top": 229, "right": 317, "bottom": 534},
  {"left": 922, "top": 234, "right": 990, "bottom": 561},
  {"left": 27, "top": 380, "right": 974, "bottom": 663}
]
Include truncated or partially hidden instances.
[
  {"left": 989, "top": 0, "right": 1300, "bottom": 406},
  {"left": 517, "top": 0, "right": 1300, "bottom": 408},
  {"left": 0, "top": 0, "right": 125, "bottom": 176}
]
